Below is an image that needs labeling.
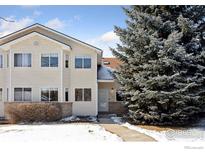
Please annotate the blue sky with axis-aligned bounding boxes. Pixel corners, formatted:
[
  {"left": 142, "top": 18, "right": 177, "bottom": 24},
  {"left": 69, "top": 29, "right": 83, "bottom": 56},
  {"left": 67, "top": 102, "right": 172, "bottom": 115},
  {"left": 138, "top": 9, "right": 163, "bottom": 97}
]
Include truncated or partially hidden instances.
[{"left": 0, "top": 6, "right": 127, "bottom": 57}]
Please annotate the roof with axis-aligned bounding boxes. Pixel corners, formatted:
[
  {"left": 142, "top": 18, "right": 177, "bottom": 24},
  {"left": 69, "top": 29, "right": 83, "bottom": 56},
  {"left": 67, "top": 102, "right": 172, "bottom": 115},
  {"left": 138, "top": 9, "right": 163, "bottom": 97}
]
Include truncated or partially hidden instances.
[
  {"left": 102, "top": 58, "right": 122, "bottom": 69},
  {"left": 97, "top": 65, "right": 114, "bottom": 81},
  {"left": 0, "top": 23, "right": 102, "bottom": 55}
]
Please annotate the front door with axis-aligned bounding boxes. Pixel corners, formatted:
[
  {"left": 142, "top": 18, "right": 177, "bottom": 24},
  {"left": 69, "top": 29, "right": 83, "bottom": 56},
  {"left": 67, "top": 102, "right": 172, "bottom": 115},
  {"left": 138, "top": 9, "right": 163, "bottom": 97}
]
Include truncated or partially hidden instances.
[{"left": 98, "top": 89, "right": 109, "bottom": 112}]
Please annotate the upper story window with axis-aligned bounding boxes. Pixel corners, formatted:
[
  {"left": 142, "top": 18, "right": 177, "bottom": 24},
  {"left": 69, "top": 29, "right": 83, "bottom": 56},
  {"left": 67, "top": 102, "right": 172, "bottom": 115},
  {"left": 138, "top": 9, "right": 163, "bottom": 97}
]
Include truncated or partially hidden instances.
[
  {"left": 65, "top": 55, "right": 69, "bottom": 68},
  {"left": 41, "top": 53, "right": 58, "bottom": 67},
  {"left": 75, "top": 57, "right": 91, "bottom": 69},
  {"left": 0, "top": 55, "right": 3, "bottom": 68},
  {"left": 14, "top": 53, "right": 31, "bottom": 67},
  {"left": 0, "top": 88, "right": 2, "bottom": 101},
  {"left": 7, "top": 54, "right": 9, "bottom": 68}
]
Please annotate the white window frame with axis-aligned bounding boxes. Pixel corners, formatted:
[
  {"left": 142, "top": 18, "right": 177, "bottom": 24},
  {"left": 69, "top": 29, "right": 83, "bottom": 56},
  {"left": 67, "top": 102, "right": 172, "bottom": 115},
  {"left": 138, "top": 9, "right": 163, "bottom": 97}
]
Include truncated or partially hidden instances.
[
  {"left": 7, "top": 54, "right": 9, "bottom": 68},
  {"left": 75, "top": 56, "right": 91, "bottom": 69},
  {"left": 65, "top": 88, "right": 69, "bottom": 101},
  {"left": 14, "top": 53, "right": 32, "bottom": 67},
  {"left": 14, "top": 87, "right": 32, "bottom": 102},
  {"left": 41, "top": 53, "right": 59, "bottom": 68},
  {"left": 0, "top": 88, "right": 2, "bottom": 101},
  {"left": 40, "top": 88, "right": 58, "bottom": 102},
  {"left": 0, "top": 54, "right": 3, "bottom": 68},
  {"left": 65, "top": 55, "right": 69, "bottom": 68},
  {"left": 75, "top": 88, "right": 92, "bottom": 102}
]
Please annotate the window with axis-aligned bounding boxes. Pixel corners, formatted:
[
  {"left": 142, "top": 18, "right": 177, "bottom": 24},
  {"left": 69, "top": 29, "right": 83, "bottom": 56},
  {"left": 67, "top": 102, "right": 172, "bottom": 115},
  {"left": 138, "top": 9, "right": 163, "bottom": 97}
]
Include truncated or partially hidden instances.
[
  {"left": 84, "top": 88, "right": 91, "bottom": 101},
  {"left": 84, "top": 58, "right": 91, "bottom": 68},
  {"left": 7, "top": 88, "right": 9, "bottom": 101},
  {"left": 14, "top": 53, "right": 31, "bottom": 67},
  {"left": 65, "top": 55, "right": 69, "bottom": 68},
  {"left": 41, "top": 53, "right": 58, "bottom": 67},
  {"left": 41, "top": 88, "right": 58, "bottom": 102},
  {"left": 7, "top": 54, "right": 9, "bottom": 68},
  {"left": 14, "top": 88, "right": 32, "bottom": 101},
  {"left": 65, "top": 88, "right": 69, "bottom": 101},
  {"left": 75, "top": 88, "right": 91, "bottom": 101},
  {"left": 75, "top": 57, "right": 91, "bottom": 68},
  {"left": 0, "top": 55, "right": 3, "bottom": 68},
  {"left": 75, "top": 58, "right": 82, "bottom": 68},
  {"left": 0, "top": 88, "right": 2, "bottom": 101},
  {"left": 75, "top": 88, "right": 83, "bottom": 101}
]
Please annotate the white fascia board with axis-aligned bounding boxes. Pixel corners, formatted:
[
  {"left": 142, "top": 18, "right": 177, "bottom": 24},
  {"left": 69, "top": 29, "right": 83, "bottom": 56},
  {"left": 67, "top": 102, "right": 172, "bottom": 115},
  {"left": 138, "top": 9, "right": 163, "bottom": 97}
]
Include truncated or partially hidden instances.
[
  {"left": 0, "top": 32, "right": 71, "bottom": 51},
  {"left": 97, "top": 80, "right": 115, "bottom": 82},
  {"left": 0, "top": 24, "right": 102, "bottom": 55},
  {"left": 36, "top": 25, "right": 102, "bottom": 55}
]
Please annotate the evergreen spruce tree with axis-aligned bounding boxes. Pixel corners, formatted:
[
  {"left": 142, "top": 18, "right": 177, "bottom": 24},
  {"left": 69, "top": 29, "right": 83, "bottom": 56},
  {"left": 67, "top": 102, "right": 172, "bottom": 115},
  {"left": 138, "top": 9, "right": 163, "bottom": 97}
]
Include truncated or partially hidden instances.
[{"left": 112, "top": 6, "right": 205, "bottom": 126}]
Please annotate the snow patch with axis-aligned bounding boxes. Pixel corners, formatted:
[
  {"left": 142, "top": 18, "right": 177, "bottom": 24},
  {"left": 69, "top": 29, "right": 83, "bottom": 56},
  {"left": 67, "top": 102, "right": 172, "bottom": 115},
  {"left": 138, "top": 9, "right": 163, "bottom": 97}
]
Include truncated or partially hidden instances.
[
  {"left": 60, "top": 116, "right": 80, "bottom": 122},
  {"left": 111, "top": 116, "right": 205, "bottom": 142},
  {"left": 60, "top": 116, "right": 97, "bottom": 123},
  {"left": 0, "top": 124, "right": 122, "bottom": 142}
]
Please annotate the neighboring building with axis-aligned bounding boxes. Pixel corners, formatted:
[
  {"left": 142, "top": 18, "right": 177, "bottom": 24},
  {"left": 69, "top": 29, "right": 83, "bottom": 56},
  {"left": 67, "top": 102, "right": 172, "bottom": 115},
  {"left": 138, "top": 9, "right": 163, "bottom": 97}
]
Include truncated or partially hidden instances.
[
  {"left": 102, "top": 58, "right": 122, "bottom": 69},
  {"left": 0, "top": 23, "right": 120, "bottom": 117}
]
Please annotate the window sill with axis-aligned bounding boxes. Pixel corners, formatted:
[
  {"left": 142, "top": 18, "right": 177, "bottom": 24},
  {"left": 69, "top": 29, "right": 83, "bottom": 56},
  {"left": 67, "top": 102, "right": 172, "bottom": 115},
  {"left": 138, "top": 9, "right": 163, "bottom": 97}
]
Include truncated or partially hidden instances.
[
  {"left": 75, "top": 68, "right": 92, "bottom": 70},
  {"left": 74, "top": 101, "right": 92, "bottom": 102}
]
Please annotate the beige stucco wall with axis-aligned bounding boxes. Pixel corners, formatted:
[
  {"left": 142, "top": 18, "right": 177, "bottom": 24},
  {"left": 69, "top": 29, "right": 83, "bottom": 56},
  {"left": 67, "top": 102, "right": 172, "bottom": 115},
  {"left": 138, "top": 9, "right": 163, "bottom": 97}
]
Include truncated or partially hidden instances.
[
  {"left": 9, "top": 35, "right": 63, "bottom": 102},
  {"left": 0, "top": 50, "right": 9, "bottom": 116},
  {"left": 62, "top": 36, "right": 98, "bottom": 116},
  {"left": 0, "top": 32, "right": 99, "bottom": 116}
]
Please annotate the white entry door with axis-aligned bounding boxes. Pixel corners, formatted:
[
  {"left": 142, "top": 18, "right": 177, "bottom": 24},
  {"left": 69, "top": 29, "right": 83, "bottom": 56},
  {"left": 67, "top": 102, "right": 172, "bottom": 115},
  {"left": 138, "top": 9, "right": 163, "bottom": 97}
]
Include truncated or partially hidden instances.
[{"left": 98, "top": 89, "right": 109, "bottom": 112}]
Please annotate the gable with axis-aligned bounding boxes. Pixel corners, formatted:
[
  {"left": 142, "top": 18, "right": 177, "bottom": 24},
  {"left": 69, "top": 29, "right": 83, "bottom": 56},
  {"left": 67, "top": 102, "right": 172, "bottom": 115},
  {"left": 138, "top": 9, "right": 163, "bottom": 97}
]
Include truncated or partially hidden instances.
[
  {"left": 0, "top": 23, "right": 102, "bottom": 55},
  {"left": 0, "top": 32, "right": 71, "bottom": 51}
]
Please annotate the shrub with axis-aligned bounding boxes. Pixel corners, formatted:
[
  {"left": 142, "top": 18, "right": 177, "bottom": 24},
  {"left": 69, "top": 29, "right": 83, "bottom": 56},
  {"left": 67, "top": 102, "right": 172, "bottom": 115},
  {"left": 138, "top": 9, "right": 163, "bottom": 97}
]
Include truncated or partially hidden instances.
[{"left": 5, "top": 103, "right": 62, "bottom": 124}]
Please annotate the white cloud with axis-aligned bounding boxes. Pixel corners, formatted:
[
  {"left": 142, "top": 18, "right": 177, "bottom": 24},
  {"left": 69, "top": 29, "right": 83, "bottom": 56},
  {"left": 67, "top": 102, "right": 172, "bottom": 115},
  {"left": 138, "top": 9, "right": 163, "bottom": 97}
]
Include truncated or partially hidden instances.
[
  {"left": 45, "top": 18, "right": 65, "bottom": 30},
  {"left": 87, "top": 31, "right": 120, "bottom": 57},
  {"left": 0, "top": 16, "right": 34, "bottom": 37},
  {"left": 100, "top": 31, "right": 119, "bottom": 42}
]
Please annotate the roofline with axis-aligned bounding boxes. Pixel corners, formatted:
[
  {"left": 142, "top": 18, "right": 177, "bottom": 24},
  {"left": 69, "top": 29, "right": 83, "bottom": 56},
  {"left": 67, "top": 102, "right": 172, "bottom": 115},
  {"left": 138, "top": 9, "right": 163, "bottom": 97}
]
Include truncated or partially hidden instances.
[
  {"left": 97, "top": 79, "right": 115, "bottom": 82},
  {"left": 0, "top": 23, "right": 103, "bottom": 54},
  {"left": 0, "top": 31, "right": 72, "bottom": 50}
]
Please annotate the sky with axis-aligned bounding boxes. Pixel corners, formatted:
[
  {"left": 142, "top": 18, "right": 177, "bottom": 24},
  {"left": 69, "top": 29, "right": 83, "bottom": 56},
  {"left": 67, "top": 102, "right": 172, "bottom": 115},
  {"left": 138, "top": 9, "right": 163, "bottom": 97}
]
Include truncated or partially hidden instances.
[{"left": 0, "top": 5, "right": 127, "bottom": 57}]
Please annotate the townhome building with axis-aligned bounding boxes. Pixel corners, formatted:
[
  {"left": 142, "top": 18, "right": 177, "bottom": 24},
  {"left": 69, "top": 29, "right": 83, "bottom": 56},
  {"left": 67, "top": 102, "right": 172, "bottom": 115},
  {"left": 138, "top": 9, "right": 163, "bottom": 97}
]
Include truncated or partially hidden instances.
[{"left": 0, "top": 23, "right": 120, "bottom": 117}]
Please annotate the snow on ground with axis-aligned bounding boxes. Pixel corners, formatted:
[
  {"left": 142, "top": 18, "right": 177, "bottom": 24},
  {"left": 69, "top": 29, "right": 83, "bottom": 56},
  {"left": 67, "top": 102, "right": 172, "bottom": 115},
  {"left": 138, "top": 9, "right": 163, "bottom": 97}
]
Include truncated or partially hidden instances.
[
  {"left": 0, "top": 124, "right": 122, "bottom": 142},
  {"left": 111, "top": 116, "right": 205, "bottom": 142},
  {"left": 60, "top": 116, "right": 97, "bottom": 123}
]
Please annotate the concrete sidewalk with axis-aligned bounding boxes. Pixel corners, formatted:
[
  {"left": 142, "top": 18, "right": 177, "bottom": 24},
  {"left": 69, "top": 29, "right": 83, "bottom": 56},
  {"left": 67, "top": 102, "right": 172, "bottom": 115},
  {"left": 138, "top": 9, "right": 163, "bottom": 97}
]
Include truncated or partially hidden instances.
[{"left": 101, "top": 123, "right": 156, "bottom": 141}]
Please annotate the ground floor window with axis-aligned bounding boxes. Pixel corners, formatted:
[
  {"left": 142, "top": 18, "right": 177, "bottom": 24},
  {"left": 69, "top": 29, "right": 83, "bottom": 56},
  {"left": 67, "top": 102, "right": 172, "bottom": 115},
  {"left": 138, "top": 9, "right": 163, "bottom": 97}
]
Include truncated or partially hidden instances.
[
  {"left": 0, "top": 88, "right": 2, "bottom": 101},
  {"left": 7, "top": 88, "right": 9, "bottom": 101},
  {"left": 41, "top": 88, "right": 58, "bottom": 102},
  {"left": 14, "top": 88, "right": 32, "bottom": 101},
  {"left": 75, "top": 88, "right": 91, "bottom": 101},
  {"left": 65, "top": 88, "right": 69, "bottom": 101}
]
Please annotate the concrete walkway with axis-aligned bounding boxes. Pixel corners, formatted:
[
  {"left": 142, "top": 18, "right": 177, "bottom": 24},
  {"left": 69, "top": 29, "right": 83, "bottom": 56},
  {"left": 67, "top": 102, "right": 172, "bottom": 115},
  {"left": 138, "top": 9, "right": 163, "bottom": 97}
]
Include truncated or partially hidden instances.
[
  {"left": 98, "top": 116, "right": 156, "bottom": 142},
  {"left": 101, "top": 124, "right": 156, "bottom": 141}
]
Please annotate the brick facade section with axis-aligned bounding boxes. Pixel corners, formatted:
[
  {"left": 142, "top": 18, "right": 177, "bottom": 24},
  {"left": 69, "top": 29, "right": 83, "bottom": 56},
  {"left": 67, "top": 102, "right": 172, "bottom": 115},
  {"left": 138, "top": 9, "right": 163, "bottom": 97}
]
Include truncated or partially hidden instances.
[{"left": 108, "top": 101, "right": 127, "bottom": 115}]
